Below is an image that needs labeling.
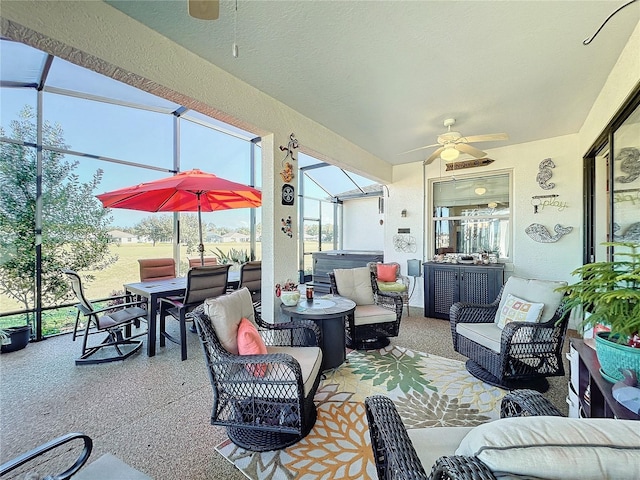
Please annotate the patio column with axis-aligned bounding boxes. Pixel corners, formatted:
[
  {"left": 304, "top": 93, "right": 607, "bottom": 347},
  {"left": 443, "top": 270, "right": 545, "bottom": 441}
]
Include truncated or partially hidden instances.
[{"left": 260, "top": 133, "right": 299, "bottom": 323}]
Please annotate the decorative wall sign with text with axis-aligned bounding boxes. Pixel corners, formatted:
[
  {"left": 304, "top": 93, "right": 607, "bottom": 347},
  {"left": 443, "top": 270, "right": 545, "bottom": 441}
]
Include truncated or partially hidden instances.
[
  {"left": 530, "top": 194, "right": 568, "bottom": 214},
  {"left": 445, "top": 158, "right": 494, "bottom": 171}
]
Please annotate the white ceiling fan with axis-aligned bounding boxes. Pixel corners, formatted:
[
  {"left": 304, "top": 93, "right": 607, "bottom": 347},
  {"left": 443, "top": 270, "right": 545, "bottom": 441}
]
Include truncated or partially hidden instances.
[
  {"left": 401, "top": 118, "right": 508, "bottom": 165},
  {"left": 188, "top": 0, "right": 220, "bottom": 20}
]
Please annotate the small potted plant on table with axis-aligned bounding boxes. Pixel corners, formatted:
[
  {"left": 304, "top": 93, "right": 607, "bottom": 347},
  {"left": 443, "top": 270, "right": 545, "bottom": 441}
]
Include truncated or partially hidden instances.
[
  {"left": 558, "top": 241, "right": 640, "bottom": 382},
  {"left": 275, "top": 280, "right": 300, "bottom": 306}
]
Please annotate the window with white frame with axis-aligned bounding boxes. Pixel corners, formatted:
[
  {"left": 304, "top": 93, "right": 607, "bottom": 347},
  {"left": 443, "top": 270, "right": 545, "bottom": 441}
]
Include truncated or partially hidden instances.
[{"left": 430, "top": 172, "right": 511, "bottom": 259}]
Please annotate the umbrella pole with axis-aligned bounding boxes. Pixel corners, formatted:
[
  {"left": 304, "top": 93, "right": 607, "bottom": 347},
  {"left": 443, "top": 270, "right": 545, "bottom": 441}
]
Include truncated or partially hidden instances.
[{"left": 197, "top": 193, "right": 204, "bottom": 266}]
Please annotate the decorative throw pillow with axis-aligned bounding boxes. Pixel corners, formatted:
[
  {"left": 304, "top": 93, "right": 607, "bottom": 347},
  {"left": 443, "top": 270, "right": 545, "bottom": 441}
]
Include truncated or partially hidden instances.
[
  {"left": 237, "top": 317, "right": 268, "bottom": 377},
  {"left": 497, "top": 293, "right": 544, "bottom": 329},
  {"left": 377, "top": 264, "right": 398, "bottom": 283}
]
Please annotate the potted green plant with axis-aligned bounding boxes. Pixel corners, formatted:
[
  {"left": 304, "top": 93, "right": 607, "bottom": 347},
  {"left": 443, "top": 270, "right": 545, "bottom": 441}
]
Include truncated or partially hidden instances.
[{"left": 558, "top": 241, "right": 640, "bottom": 382}]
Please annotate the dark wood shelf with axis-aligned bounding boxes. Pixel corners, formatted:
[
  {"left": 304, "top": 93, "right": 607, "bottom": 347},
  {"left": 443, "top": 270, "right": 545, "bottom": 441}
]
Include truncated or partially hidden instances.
[{"left": 570, "top": 338, "right": 639, "bottom": 420}]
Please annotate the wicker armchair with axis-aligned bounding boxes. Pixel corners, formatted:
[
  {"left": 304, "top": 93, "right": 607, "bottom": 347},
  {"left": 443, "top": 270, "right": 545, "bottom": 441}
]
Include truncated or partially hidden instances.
[
  {"left": 367, "top": 262, "right": 410, "bottom": 315},
  {"left": 329, "top": 267, "right": 403, "bottom": 350},
  {"left": 450, "top": 276, "right": 570, "bottom": 392},
  {"left": 365, "top": 390, "right": 564, "bottom": 480},
  {"left": 193, "top": 287, "right": 323, "bottom": 451}
]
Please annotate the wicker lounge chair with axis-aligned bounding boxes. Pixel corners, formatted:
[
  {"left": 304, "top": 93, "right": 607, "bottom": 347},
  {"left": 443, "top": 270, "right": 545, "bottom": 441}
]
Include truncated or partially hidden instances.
[
  {"left": 193, "top": 287, "right": 323, "bottom": 451},
  {"left": 365, "top": 391, "right": 563, "bottom": 480},
  {"left": 329, "top": 267, "right": 403, "bottom": 350},
  {"left": 367, "top": 261, "right": 410, "bottom": 315},
  {"left": 366, "top": 391, "right": 640, "bottom": 480},
  {"left": 450, "top": 276, "right": 570, "bottom": 391}
]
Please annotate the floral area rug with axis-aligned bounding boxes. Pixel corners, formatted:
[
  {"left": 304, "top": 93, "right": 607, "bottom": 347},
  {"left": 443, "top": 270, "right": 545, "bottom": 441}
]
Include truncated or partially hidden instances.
[{"left": 216, "top": 345, "right": 506, "bottom": 480}]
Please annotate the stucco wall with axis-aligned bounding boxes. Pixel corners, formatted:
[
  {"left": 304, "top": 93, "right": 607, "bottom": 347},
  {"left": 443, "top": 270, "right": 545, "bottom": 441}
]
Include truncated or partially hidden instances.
[
  {"left": 342, "top": 197, "right": 385, "bottom": 251},
  {"left": 386, "top": 20, "right": 639, "bottom": 314}
]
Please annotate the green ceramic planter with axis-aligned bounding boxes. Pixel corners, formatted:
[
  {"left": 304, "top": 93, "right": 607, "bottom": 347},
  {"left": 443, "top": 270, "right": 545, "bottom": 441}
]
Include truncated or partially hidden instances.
[{"left": 595, "top": 332, "right": 640, "bottom": 383}]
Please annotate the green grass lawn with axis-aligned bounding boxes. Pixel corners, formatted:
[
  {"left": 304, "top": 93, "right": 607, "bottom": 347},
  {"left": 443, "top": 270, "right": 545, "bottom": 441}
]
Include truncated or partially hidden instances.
[{"left": 1, "top": 241, "right": 332, "bottom": 335}]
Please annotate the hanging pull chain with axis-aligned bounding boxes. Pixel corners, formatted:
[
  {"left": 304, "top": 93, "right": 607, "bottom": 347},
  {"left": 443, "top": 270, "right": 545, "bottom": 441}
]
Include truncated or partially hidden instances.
[{"left": 232, "top": 0, "right": 239, "bottom": 57}]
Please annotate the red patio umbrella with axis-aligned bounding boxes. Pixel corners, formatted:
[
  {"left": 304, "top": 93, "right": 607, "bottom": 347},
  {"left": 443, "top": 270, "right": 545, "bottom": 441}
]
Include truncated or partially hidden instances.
[{"left": 97, "top": 169, "right": 262, "bottom": 266}]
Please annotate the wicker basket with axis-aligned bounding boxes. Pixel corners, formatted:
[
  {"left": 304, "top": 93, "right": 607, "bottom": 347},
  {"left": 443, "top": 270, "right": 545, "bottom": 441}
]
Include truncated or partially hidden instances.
[{"left": 595, "top": 332, "right": 640, "bottom": 383}]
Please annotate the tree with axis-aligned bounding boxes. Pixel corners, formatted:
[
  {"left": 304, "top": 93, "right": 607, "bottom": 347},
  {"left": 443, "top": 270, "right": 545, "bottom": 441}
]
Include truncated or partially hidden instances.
[
  {"left": 0, "top": 106, "right": 116, "bottom": 321},
  {"left": 134, "top": 215, "right": 173, "bottom": 246}
]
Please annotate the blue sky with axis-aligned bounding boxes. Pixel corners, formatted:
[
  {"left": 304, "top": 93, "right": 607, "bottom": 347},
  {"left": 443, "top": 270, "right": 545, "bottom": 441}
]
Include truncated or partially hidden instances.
[
  {"left": 1, "top": 48, "right": 262, "bottom": 229},
  {"left": 1, "top": 39, "right": 372, "bottom": 229}
]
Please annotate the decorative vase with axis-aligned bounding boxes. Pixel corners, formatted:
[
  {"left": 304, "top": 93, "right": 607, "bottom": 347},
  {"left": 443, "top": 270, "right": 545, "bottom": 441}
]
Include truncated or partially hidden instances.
[
  {"left": 1, "top": 325, "right": 31, "bottom": 353},
  {"left": 595, "top": 332, "right": 640, "bottom": 383},
  {"left": 280, "top": 291, "right": 300, "bottom": 306}
]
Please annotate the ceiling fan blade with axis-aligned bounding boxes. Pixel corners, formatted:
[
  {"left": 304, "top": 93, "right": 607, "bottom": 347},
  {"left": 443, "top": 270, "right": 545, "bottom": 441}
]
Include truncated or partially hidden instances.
[
  {"left": 188, "top": 0, "right": 220, "bottom": 20},
  {"left": 456, "top": 143, "right": 486, "bottom": 158},
  {"left": 398, "top": 143, "right": 440, "bottom": 155},
  {"left": 460, "top": 133, "right": 509, "bottom": 143},
  {"left": 423, "top": 147, "right": 444, "bottom": 165}
]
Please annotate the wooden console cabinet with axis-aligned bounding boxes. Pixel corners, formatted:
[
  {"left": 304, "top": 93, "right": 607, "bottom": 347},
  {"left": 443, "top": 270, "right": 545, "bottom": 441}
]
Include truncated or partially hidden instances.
[
  {"left": 570, "top": 339, "right": 639, "bottom": 420},
  {"left": 312, "top": 250, "right": 383, "bottom": 294},
  {"left": 423, "top": 262, "right": 504, "bottom": 319}
]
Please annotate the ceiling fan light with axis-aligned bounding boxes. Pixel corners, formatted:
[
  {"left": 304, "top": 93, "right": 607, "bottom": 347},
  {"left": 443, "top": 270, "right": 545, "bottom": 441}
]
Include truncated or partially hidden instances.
[{"left": 440, "top": 147, "right": 459, "bottom": 161}]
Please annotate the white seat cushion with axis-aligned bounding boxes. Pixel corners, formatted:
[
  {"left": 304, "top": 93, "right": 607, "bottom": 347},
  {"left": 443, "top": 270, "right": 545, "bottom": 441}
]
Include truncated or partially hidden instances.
[
  {"left": 205, "top": 287, "right": 256, "bottom": 354},
  {"left": 74, "top": 453, "right": 152, "bottom": 480},
  {"left": 354, "top": 304, "right": 397, "bottom": 326},
  {"left": 333, "top": 267, "right": 375, "bottom": 305},
  {"left": 494, "top": 277, "right": 567, "bottom": 324},
  {"left": 268, "top": 346, "right": 323, "bottom": 396},
  {"left": 225, "top": 346, "right": 322, "bottom": 398},
  {"left": 456, "top": 416, "right": 640, "bottom": 480},
  {"left": 456, "top": 322, "right": 502, "bottom": 353},
  {"left": 408, "top": 426, "right": 473, "bottom": 474}
]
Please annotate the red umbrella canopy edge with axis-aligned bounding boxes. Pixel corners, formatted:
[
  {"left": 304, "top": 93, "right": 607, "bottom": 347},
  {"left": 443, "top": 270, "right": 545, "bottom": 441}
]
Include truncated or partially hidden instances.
[{"left": 96, "top": 169, "right": 262, "bottom": 212}]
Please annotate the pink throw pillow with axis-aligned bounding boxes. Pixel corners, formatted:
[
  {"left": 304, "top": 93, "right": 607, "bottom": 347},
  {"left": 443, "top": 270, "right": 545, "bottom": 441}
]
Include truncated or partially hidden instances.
[
  {"left": 377, "top": 264, "right": 397, "bottom": 283},
  {"left": 237, "top": 317, "right": 268, "bottom": 377}
]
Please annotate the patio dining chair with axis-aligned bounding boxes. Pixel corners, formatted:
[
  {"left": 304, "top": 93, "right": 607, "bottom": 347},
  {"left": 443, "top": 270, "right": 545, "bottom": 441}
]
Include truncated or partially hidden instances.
[
  {"left": 239, "top": 260, "right": 262, "bottom": 307},
  {"left": 138, "top": 258, "right": 176, "bottom": 282},
  {"left": 62, "top": 269, "right": 148, "bottom": 365},
  {"left": 188, "top": 256, "right": 218, "bottom": 267},
  {"left": 159, "top": 264, "right": 231, "bottom": 360}
]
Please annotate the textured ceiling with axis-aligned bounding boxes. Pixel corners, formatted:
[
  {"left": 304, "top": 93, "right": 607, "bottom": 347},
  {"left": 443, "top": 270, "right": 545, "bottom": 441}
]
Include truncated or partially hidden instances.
[{"left": 106, "top": 0, "right": 640, "bottom": 166}]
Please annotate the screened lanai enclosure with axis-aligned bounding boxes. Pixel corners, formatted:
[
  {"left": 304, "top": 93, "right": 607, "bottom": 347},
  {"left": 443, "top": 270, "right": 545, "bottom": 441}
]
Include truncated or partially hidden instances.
[{"left": 0, "top": 37, "right": 379, "bottom": 340}]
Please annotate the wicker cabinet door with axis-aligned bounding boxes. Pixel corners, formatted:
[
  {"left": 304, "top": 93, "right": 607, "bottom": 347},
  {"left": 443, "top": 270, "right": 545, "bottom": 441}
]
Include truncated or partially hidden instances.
[
  {"left": 424, "top": 264, "right": 459, "bottom": 319},
  {"left": 424, "top": 263, "right": 504, "bottom": 319},
  {"left": 459, "top": 267, "right": 489, "bottom": 304},
  {"left": 460, "top": 266, "right": 503, "bottom": 304}
]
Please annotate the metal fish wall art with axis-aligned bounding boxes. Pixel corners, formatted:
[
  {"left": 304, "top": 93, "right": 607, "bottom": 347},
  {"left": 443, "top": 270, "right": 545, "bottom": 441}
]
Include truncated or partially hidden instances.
[{"left": 525, "top": 223, "right": 573, "bottom": 243}]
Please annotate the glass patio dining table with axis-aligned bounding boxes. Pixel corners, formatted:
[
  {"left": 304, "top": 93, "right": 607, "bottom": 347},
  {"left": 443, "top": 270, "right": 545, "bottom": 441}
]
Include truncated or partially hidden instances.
[{"left": 124, "top": 271, "right": 240, "bottom": 357}]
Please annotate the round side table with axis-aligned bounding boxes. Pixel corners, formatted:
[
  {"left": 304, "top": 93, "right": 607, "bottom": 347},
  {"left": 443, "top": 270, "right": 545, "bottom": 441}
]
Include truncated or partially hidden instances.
[{"left": 280, "top": 295, "right": 355, "bottom": 370}]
